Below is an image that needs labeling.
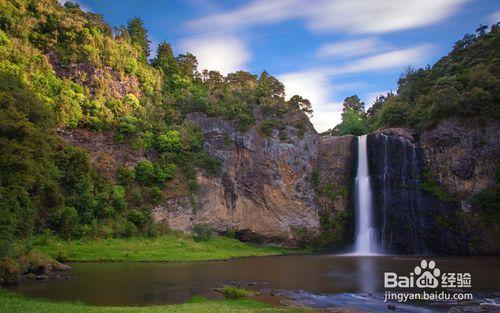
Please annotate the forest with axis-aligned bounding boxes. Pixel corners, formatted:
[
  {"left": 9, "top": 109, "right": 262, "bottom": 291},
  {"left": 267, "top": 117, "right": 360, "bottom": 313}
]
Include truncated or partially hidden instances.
[{"left": 0, "top": 0, "right": 498, "bottom": 250}]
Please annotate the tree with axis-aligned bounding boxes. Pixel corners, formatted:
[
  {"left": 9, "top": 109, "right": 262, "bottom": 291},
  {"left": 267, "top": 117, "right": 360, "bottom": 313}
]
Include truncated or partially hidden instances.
[
  {"left": 342, "top": 95, "right": 365, "bottom": 113},
  {"left": 151, "top": 41, "right": 176, "bottom": 75},
  {"left": 288, "top": 95, "right": 313, "bottom": 117},
  {"left": 255, "top": 71, "right": 285, "bottom": 102},
  {"left": 127, "top": 17, "right": 150, "bottom": 62},
  {"left": 337, "top": 108, "right": 367, "bottom": 136},
  {"left": 476, "top": 24, "right": 488, "bottom": 36},
  {"left": 175, "top": 53, "right": 199, "bottom": 80}
]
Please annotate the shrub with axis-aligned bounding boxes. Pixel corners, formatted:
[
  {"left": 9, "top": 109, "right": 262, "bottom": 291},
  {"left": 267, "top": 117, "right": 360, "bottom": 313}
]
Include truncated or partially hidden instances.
[
  {"left": 111, "top": 186, "right": 127, "bottom": 211},
  {"left": 0, "top": 240, "right": 12, "bottom": 259},
  {"left": 192, "top": 223, "right": 213, "bottom": 241},
  {"left": 135, "top": 160, "right": 155, "bottom": 183},
  {"left": 220, "top": 285, "right": 251, "bottom": 299},
  {"left": 123, "top": 221, "right": 138, "bottom": 238},
  {"left": 156, "top": 130, "right": 181, "bottom": 153},
  {"left": 202, "top": 156, "right": 221, "bottom": 175},
  {"left": 258, "top": 120, "right": 275, "bottom": 137},
  {"left": 127, "top": 209, "right": 148, "bottom": 228},
  {"left": 57, "top": 207, "right": 79, "bottom": 238},
  {"left": 224, "top": 227, "right": 236, "bottom": 239}
]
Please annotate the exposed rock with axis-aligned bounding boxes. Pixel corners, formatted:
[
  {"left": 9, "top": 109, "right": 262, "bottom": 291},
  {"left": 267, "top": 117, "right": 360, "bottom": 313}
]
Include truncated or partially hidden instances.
[
  {"left": 374, "top": 127, "right": 415, "bottom": 143},
  {"left": 154, "top": 110, "right": 322, "bottom": 245},
  {"left": 367, "top": 119, "right": 500, "bottom": 254},
  {"left": 57, "top": 128, "right": 155, "bottom": 179},
  {"left": 419, "top": 119, "right": 499, "bottom": 201},
  {"left": 47, "top": 52, "right": 141, "bottom": 99},
  {"left": 317, "top": 135, "right": 356, "bottom": 212}
]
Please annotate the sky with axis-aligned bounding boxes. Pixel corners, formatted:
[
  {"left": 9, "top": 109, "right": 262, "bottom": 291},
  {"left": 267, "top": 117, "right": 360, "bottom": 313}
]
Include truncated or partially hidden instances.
[{"left": 62, "top": 0, "right": 500, "bottom": 132}]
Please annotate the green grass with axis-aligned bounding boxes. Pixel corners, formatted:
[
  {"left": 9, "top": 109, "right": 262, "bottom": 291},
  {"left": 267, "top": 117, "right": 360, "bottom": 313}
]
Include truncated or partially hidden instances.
[
  {"left": 32, "top": 234, "right": 303, "bottom": 262},
  {"left": 0, "top": 288, "right": 313, "bottom": 313}
]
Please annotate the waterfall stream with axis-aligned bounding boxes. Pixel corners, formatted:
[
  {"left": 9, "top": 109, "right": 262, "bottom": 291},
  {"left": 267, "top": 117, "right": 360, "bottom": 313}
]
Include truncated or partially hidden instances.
[{"left": 353, "top": 135, "right": 378, "bottom": 254}]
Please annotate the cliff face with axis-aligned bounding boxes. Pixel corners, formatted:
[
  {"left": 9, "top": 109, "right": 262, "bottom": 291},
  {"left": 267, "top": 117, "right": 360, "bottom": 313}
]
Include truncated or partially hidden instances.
[
  {"left": 419, "top": 119, "right": 499, "bottom": 206},
  {"left": 367, "top": 131, "right": 457, "bottom": 254},
  {"left": 155, "top": 110, "right": 324, "bottom": 245},
  {"left": 367, "top": 120, "right": 499, "bottom": 254}
]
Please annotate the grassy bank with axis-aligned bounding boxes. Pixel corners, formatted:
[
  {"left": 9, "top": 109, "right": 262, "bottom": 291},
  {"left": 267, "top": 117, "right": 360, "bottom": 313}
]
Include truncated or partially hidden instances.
[
  {"left": 32, "top": 234, "right": 303, "bottom": 262},
  {"left": 0, "top": 288, "right": 312, "bottom": 313}
]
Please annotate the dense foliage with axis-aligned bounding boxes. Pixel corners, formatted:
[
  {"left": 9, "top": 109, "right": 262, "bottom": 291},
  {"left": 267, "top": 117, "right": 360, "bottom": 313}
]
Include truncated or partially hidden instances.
[
  {"left": 0, "top": 0, "right": 311, "bottom": 243},
  {"left": 330, "top": 24, "right": 500, "bottom": 135}
]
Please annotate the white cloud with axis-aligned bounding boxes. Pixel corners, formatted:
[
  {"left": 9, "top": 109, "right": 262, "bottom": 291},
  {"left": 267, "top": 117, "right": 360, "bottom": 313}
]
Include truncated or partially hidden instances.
[
  {"left": 328, "top": 44, "right": 432, "bottom": 76},
  {"left": 364, "top": 90, "right": 390, "bottom": 107},
  {"left": 186, "top": 0, "right": 470, "bottom": 35},
  {"left": 489, "top": 10, "right": 500, "bottom": 24},
  {"left": 179, "top": 36, "right": 250, "bottom": 75},
  {"left": 278, "top": 44, "right": 432, "bottom": 132},
  {"left": 279, "top": 71, "right": 343, "bottom": 132},
  {"left": 316, "top": 38, "right": 388, "bottom": 59},
  {"left": 307, "top": 0, "right": 469, "bottom": 34}
]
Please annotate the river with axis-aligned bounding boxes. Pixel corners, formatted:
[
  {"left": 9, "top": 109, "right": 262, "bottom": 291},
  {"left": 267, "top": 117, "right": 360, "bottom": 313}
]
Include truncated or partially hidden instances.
[{"left": 9, "top": 254, "right": 500, "bottom": 312}]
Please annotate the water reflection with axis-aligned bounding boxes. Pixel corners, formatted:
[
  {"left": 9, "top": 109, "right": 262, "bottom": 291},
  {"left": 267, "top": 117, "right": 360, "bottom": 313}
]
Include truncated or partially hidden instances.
[
  {"left": 9, "top": 255, "right": 500, "bottom": 306},
  {"left": 357, "top": 257, "right": 377, "bottom": 293}
]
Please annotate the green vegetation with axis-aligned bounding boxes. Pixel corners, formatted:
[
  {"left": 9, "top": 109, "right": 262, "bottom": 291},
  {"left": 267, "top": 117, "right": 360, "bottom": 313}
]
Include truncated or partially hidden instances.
[
  {"left": 329, "top": 24, "right": 500, "bottom": 135},
  {"left": 470, "top": 168, "right": 500, "bottom": 228},
  {"left": 31, "top": 234, "right": 301, "bottom": 262},
  {"left": 0, "top": 288, "right": 313, "bottom": 313},
  {"left": 0, "top": 0, "right": 313, "bottom": 248},
  {"left": 220, "top": 286, "right": 253, "bottom": 299},
  {"left": 420, "top": 170, "right": 450, "bottom": 202}
]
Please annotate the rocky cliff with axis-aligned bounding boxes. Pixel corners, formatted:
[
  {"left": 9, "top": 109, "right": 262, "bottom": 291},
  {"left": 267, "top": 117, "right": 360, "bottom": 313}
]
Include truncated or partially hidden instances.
[
  {"left": 152, "top": 109, "right": 356, "bottom": 245},
  {"left": 367, "top": 119, "right": 499, "bottom": 254}
]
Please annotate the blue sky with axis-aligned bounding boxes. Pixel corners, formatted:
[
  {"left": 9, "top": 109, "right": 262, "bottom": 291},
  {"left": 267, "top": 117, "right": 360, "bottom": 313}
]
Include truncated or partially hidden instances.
[{"left": 64, "top": 0, "right": 499, "bottom": 132}]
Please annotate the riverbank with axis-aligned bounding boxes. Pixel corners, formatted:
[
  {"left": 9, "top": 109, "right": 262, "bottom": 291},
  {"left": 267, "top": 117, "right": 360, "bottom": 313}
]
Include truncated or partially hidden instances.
[
  {"left": 0, "top": 288, "right": 313, "bottom": 313},
  {"left": 32, "top": 234, "right": 305, "bottom": 262}
]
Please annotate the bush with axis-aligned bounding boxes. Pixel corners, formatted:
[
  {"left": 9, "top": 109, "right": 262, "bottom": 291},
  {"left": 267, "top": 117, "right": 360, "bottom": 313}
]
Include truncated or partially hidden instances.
[
  {"left": 57, "top": 207, "right": 79, "bottom": 238},
  {"left": 220, "top": 285, "right": 252, "bottom": 299},
  {"left": 127, "top": 209, "right": 148, "bottom": 228},
  {"left": 123, "top": 221, "right": 138, "bottom": 238},
  {"left": 117, "top": 166, "right": 135, "bottom": 186},
  {"left": 192, "top": 223, "right": 213, "bottom": 241},
  {"left": 135, "top": 160, "right": 155, "bottom": 183},
  {"left": 111, "top": 186, "right": 127, "bottom": 211},
  {"left": 0, "top": 240, "right": 12, "bottom": 259},
  {"left": 156, "top": 130, "right": 181, "bottom": 153},
  {"left": 202, "top": 156, "right": 221, "bottom": 175},
  {"left": 224, "top": 227, "right": 236, "bottom": 239}
]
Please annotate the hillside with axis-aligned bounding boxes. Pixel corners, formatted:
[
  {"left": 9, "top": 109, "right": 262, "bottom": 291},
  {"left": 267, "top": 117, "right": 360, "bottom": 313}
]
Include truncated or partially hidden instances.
[
  {"left": 0, "top": 0, "right": 498, "bottom": 255},
  {"left": 0, "top": 0, "right": 315, "bottom": 243}
]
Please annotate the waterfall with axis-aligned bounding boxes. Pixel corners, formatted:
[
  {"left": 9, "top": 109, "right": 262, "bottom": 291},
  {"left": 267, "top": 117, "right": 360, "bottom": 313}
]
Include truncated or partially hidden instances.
[{"left": 353, "top": 135, "right": 378, "bottom": 254}]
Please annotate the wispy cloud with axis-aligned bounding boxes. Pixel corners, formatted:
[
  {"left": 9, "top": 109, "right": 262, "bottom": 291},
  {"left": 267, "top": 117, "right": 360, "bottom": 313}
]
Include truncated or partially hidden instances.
[
  {"left": 316, "top": 38, "right": 389, "bottom": 59},
  {"left": 489, "top": 10, "right": 500, "bottom": 24},
  {"left": 364, "top": 90, "right": 391, "bottom": 107},
  {"left": 186, "top": 0, "right": 470, "bottom": 35},
  {"left": 279, "top": 44, "right": 432, "bottom": 132},
  {"left": 179, "top": 35, "right": 250, "bottom": 75},
  {"left": 328, "top": 44, "right": 433, "bottom": 76}
]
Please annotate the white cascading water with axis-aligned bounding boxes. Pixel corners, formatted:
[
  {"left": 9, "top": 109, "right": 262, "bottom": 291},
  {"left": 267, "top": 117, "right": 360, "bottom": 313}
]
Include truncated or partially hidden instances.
[{"left": 353, "top": 135, "right": 378, "bottom": 255}]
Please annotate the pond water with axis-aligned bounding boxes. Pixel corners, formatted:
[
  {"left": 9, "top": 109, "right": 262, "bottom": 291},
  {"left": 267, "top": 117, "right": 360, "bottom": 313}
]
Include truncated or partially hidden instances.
[{"left": 9, "top": 254, "right": 500, "bottom": 311}]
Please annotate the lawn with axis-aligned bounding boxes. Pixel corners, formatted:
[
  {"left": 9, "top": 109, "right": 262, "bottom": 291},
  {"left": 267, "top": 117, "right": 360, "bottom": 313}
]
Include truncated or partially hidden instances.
[
  {"left": 0, "top": 288, "right": 314, "bottom": 313},
  {"left": 32, "top": 234, "right": 304, "bottom": 262}
]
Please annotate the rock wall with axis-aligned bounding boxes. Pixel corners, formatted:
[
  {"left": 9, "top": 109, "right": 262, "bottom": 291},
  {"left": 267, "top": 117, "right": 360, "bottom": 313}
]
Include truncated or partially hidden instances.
[
  {"left": 155, "top": 110, "right": 323, "bottom": 245},
  {"left": 419, "top": 119, "right": 499, "bottom": 207},
  {"left": 367, "top": 119, "right": 499, "bottom": 254},
  {"left": 153, "top": 109, "right": 360, "bottom": 246}
]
